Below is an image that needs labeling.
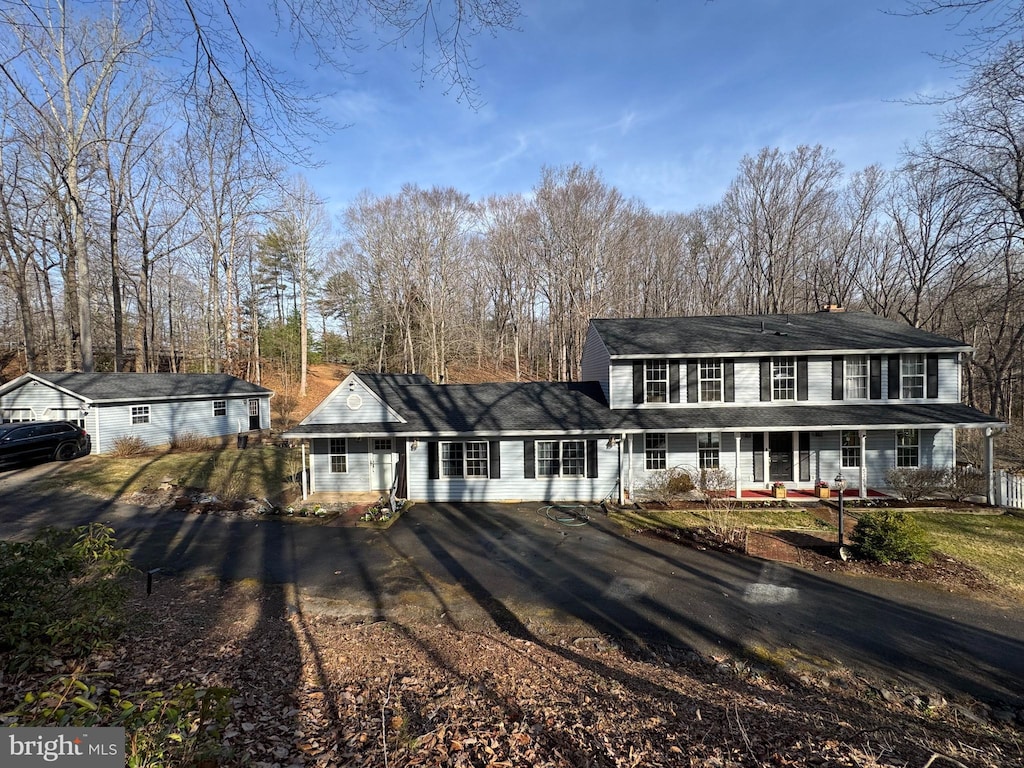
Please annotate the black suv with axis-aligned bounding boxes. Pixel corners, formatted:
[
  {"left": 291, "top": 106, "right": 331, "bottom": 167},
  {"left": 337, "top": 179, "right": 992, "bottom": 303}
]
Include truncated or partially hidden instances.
[{"left": 0, "top": 421, "right": 90, "bottom": 469}]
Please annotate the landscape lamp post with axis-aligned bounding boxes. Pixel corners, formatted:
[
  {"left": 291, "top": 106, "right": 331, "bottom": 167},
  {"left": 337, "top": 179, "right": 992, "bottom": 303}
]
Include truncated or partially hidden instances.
[{"left": 834, "top": 472, "right": 847, "bottom": 548}]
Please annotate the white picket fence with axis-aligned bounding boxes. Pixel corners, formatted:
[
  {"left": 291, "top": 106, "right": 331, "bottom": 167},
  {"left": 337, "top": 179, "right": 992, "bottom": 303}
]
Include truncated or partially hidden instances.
[{"left": 996, "top": 470, "right": 1024, "bottom": 509}]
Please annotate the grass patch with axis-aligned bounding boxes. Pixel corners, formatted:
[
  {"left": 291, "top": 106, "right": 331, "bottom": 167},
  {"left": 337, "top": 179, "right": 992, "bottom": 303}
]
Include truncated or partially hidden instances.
[
  {"left": 909, "top": 510, "right": 1024, "bottom": 597},
  {"left": 609, "top": 504, "right": 831, "bottom": 534},
  {"left": 45, "top": 445, "right": 302, "bottom": 503}
]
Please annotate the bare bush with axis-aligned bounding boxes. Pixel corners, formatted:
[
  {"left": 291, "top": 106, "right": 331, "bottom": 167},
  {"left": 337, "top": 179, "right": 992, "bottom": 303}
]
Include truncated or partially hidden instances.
[
  {"left": 637, "top": 466, "right": 696, "bottom": 503},
  {"left": 945, "top": 467, "right": 986, "bottom": 502},
  {"left": 695, "top": 468, "right": 744, "bottom": 547},
  {"left": 169, "top": 431, "right": 211, "bottom": 453},
  {"left": 886, "top": 467, "right": 946, "bottom": 504},
  {"left": 110, "top": 435, "right": 149, "bottom": 457}
]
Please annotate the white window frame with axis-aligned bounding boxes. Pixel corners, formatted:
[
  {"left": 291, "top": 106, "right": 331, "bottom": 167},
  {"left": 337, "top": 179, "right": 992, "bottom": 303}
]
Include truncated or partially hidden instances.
[
  {"left": 699, "top": 360, "right": 723, "bottom": 403},
  {"left": 698, "top": 432, "right": 720, "bottom": 469},
  {"left": 845, "top": 356, "right": 868, "bottom": 400},
  {"left": 841, "top": 430, "right": 861, "bottom": 467},
  {"left": 1, "top": 409, "right": 33, "bottom": 423},
  {"left": 441, "top": 441, "right": 489, "bottom": 479},
  {"left": 645, "top": 361, "right": 668, "bottom": 403},
  {"left": 373, "top": 438, "right": 393, "bottom": 452},
  {"left": 329, "top": 438, "right": 348, "bottom": 473},
  {"left": 772, "top": 357, "right": 796, "bottom": 401},
  {"left": 213, "top": 400, "right": 227, "bottom": 417},
  {"left": 536, "top": 439, "right": 587, "bottom": 478},
  {"left": 896, "top": 429, "right": 919, "bottom": 468},
  {"left": 131, "top": 405, "right": 150, "bottom": 425},
  {"left": 645, "top": 433, "right": 667, "bottom": 471},
  {"left": 901, "top": 354, "right": 925, "bottom": 399}
]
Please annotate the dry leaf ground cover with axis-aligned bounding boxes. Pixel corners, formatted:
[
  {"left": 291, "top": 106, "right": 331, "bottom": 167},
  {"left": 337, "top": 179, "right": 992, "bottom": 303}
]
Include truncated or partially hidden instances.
[{"left": 7, "top": 577, "right": 1019, "bottom": 768}]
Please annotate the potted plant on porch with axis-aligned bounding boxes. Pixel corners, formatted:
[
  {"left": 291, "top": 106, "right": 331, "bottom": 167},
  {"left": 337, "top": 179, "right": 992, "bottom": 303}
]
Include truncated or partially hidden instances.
[
  {"left": 771, "top": 481, "right": 787, "bottom": 499},
  {"left": 815, "top": 480, "right": 831, "bottom": 499}
]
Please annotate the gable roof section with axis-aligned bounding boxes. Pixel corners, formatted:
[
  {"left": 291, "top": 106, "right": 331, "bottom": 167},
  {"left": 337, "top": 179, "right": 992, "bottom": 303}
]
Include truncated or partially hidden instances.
[
  {"left": 0, "top": 372, "right": 271, "bottom": 404},
  {"left": 284, "top": 375, "right": 617, "bottom": 437},
  {"left": 590, "top": 312, "right": 971, "bottom": 357}
]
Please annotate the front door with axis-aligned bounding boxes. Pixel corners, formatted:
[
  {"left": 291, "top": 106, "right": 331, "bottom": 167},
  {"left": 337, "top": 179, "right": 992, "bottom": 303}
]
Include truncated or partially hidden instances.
[
  {"left": 248, "top": 399, "right": 260, "bottom": 430},
  {"left": 370, "top": 438, "right": 394, "bottom": 491},
  {"left": 768, "top": 432, "right": 793, "bottom": 482}
]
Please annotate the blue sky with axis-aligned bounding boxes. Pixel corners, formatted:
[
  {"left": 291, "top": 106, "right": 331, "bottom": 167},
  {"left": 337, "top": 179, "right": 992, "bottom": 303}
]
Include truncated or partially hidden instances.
[{"left": 293, "top": 1, "right": 962, "bottom": 215}]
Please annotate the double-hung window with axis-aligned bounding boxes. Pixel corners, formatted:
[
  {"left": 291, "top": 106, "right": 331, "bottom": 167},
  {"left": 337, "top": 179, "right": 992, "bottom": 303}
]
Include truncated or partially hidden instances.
[
  {"left": 699, "top": 360, "right": 723, "bottom": 402},
  {"left": 841, "top": 430, "right": 861, "bottom": 467},
  {"left": 131, "top": 405, "right": 150, "bottom": 425},
  {"left": 645, "top": 433, "right": 667, "bottom": 471},
  {"left": 698, "top": 432, "right": 720, "bottom": 469},
  {"left": 537, "top": 440, "right": 587, "bottom": 477},
  {"left": 772, "top": 357, "right": 796, "bottom": 401},
  {"left": 213, "top": 400, "right": 227, "bottom": 417},
  {"left": 901, "top": 354, "right": 925, "bottom": 398},
  {"left": 329, "top": 438, "right": 347, "bottom": 473},
  {"left": 645, "top": 361, "right": 668, "bottom": 403},
  {"left": 896, "top": 429, "right": 919, "bottom": 467},
  {"left": 845, "top": 356, "right": 868, "bottom": 400}
]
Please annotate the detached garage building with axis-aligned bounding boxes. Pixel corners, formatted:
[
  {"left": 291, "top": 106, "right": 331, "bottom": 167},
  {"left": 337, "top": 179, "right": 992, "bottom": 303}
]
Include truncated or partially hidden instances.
[{"left": 0, "top": 372, "right": 272, "bottom": 453}]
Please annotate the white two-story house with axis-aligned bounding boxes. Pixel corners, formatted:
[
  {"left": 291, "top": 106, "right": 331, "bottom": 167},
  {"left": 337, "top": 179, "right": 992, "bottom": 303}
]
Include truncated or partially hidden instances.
[{"left": 284, "top": 309, "right": 1004, "bottom": 504}]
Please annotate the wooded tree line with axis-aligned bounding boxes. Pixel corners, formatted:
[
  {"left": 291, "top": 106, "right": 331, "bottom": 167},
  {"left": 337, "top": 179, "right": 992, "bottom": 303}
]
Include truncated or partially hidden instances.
[{"left": 1, "top": 1, "right": 1023, "bottom": 420}]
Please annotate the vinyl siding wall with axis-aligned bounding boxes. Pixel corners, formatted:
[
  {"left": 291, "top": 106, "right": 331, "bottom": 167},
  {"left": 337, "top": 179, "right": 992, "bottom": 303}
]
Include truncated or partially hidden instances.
[
  {"left": 309, "top": 437, "right": 374, "bottom": 493},
  {"left": 0, "top": 381, "right": 88, "bottom": 419},
  {"left": 607, "top": 353, "right": 961, "bottom": 408},
  {"left": 580, "top": 325, "right": 611, "bottom": 402},
  {"left": 93, "top": 396, "right": 269, "bottom": 453},
  {"left": 305, "top": 379, "right": 401, "bottom": 425}
]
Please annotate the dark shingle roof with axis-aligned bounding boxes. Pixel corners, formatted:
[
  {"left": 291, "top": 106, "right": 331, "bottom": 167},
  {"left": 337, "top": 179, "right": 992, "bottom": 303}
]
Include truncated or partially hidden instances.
[
  {"left": 591, "top": 312, "right": 971, "bottom": 357},
  {"left": 17, "top": 372, "right": 271, "bottom": 402},
  {"left": 282, "top": 373, "right": 1000, "bottom": 437}
]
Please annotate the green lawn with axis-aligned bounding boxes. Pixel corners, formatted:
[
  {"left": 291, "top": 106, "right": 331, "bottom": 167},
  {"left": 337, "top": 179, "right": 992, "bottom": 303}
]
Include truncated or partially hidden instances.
[
  {"left": 910, "top": 510, "right": 1024, "bottom": 597},
  {"left": 48, "top": 445, "right": 302, "bottom": 502}
]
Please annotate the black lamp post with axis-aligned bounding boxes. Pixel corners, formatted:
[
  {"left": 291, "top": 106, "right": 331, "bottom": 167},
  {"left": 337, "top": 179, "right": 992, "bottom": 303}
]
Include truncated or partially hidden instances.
[{"left": 834, "top": 472, "right": 847, "bottom": 547}]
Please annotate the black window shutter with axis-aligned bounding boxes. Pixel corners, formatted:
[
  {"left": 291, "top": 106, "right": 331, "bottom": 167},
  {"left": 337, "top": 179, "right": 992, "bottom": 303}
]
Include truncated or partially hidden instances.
[
  {"left": 724, "top": 359, "right": 735, "bottom": 402},
  {"left": 586, "top": 439, "right": 598, "bottom": 478},
  {"left": 760, "top": 358, "right": 771, "bottom": 402},
  {"left": 832, "top": 356, "right": 844, "bottom": 400},
  {"left": 686, "top": 361, "right": 698, "bottom": 403},
  {"left": 489, "top": 441, "right": 501, "bottom": 479},
  {"left": 797, "top": 357, "right": 809, "bottom": 401},
  {"left": 888, "top": 355, "right": 901, "bottom": 399},
  {"left": 869, "top": 355, "right": 882, "bottom": 399},
  {"left": 669, "top": 363, "right": 681, "bottom": 403},
  {"left": 926, "top": 353, "right": 939, "bottom": 398},
  {"left": 798, "top": 433, "right": 811, "bottom": 482},
  {"left": 428, "top": 441, "right": 439, "bottom": 479},
  {"left": 523, "top": 440, "right": 535, "bottom": 478},
  {"left": 633, "top": 361, "right": 644, "bottom": 404},
  {"left": 752, "top": 432, "right": 764, "bottom": 482}
]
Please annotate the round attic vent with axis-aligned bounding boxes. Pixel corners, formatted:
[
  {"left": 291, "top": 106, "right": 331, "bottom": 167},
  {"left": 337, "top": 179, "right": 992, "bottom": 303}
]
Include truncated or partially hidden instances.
[{"left": 346, "top": 393, "right": 363, "bottom": 410}]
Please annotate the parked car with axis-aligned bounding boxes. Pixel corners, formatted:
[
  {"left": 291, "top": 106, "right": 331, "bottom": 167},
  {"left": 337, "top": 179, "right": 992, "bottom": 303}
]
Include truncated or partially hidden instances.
[{"left": 0, "top": 421, "right": 90, "bottom": 468}]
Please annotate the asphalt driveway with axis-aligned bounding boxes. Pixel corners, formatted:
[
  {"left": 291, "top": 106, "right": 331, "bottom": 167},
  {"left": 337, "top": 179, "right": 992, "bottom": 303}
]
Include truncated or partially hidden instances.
[{"left": 2, "top": 464, "right": 1024, "bottom": 708}]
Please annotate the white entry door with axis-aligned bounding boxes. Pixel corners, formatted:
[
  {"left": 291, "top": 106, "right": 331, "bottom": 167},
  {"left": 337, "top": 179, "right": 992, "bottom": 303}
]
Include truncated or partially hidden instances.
[{"left": 370, "top": 438, "right": 394, "bottom": 491}]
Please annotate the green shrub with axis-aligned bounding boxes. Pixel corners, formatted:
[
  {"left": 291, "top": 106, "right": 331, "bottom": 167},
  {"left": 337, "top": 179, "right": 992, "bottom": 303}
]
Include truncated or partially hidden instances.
[
  {"left": 851, "top": 510, "right": 931, "bottom": 564},
  {"left": 886, "top": 467, "right": 946, "bottom": 504},
  {"left": 0, "top": 524, "right": 132, "bottom": 670},
  {"left": 110, "top": 435, "right": 149, "bottom": 457}
]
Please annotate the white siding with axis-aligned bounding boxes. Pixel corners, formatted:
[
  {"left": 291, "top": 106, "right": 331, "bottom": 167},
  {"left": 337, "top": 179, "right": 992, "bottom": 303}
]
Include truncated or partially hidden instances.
[
  {"left": 0, "top": 380, "right": 87, "bottom": 417},
  {"left": 305, "top": 379, "right": 401, "bottom": 425},
  {"left": 580, "top": 324, "right": 611, "bottom": 402}
]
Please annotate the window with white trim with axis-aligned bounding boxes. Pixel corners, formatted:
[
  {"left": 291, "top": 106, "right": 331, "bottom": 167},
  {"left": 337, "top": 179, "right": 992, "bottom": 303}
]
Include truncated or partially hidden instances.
[
  {"left": 1, "top": 409, "right": 33, "bottom": 423},
  {"left": 213, "top": 400, "right": 226, "bottom": 417},
  {"left": 373, "top": 438, "right": 393, "bottom": 451},
  {"left": 845, "top": 356, "right": 868, "bottom": 400},
  {"left": 699, "top": 360, "right": 723, "bottom": 402},
  {"left": 645, "top": 433, "right": 667, "bottom": 471},
  {"left": 901, "top": 354, "right": 925, "bottom": 399},
  {"left": 645, "top": 361, "right": 668, "bottom": 403},
  {"left": 698, "top": 432, "right": 720, "bottom": 469},
  {"left": 440, "top": 441, "right": 489, "bottom": 478},
  {"left": 131, "top": 405, "right": 150, "bottom": 425},
  {"left": 772, "top": 357, "right": 796, "bottom": 401},
  {"left": 536, "top": 440, "right": 587, "bottom": 478},
  {"left": 841, "top": 430, "right": 860, "bottom": 467},
  {"left": 896, "top": 429, "right": 919, "bottom": 467},
  {"left": 329, "top": 438, "right": 347, "bottom": 473}
]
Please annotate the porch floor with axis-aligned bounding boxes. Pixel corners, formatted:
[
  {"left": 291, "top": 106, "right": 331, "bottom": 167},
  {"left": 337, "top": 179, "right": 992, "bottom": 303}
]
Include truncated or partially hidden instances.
[{"left": 740, "top": 487, "right": 888, "bottom": 502}]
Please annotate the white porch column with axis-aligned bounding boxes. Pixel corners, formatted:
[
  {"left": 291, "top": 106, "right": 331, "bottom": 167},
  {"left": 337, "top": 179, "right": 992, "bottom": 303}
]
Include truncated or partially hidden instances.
[
  {"left": 985, "top": 427, "right": 996, "bottom": 506},
  {"left": 627, "top": 433, "right": 634, "bottom": 503},
  {"left": 734, "top": 432, "right": 742, "bottom": 499},
  {"left": 301, "top": 441, "right": 310, "bottom": 499},
  {"left": 617, "top": 434, "right": 625, "bottom": 506},
  {"left": 859, "top": 429, "right": 868, "bottom": 500}
]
